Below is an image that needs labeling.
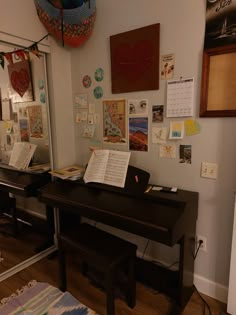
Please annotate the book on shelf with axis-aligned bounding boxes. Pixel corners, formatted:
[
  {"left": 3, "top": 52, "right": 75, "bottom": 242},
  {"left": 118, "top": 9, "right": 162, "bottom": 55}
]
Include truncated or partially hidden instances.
[
  {"left": 83, "top": 149, "right": 131, "bottom": 188},
  {"left": 9, "top": 142, "right": 37, "bottom": 170},
  {"left": 49, "top": 165, "right": 85, "bottom": 180}
]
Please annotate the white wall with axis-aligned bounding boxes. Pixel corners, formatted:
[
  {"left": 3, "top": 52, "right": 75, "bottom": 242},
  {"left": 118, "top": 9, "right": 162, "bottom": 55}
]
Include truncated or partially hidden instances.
[
  {"left": 70, "top": 0, "right": 236, "bottom": 301},
  {"left": 1, "top": 0, "right": 235, "bottom": 303}
]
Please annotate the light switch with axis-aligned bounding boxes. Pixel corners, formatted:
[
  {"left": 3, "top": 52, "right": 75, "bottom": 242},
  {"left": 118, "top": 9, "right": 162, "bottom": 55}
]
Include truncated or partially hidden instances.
[{"left": 201, "top": 162, "right": 218, "bottom": 179}]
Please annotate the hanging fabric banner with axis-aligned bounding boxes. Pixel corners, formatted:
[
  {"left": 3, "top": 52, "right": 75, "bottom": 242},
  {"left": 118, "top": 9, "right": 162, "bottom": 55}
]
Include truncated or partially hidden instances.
[
  {"left": 15, "top": 50, "right": 26, "bottom": 61},
  {"left": 0, "top": 54, "right": 5, "bottom": 69},
  {"left": 5, "top": 53, "right": 13, "bottom": 65}
]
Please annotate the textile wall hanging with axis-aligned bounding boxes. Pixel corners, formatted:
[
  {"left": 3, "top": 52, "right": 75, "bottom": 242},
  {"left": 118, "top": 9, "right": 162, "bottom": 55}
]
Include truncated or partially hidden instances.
[
  {"left": 34, "top": 0, "right": 96, "bottom": 48},
  {"left": 8, "top": 59, "right": 34, "bottom": 103}
]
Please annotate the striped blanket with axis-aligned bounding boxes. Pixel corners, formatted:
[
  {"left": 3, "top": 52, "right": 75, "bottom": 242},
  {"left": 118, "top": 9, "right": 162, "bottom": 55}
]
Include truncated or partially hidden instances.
[{"left": 0, "top": 280, "right": 98, "bottom": 315}]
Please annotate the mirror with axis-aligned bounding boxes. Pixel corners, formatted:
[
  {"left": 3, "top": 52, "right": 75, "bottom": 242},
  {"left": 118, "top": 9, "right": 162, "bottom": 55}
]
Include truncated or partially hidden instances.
[
  {"left": 200, "top": 44, "right": 236, "bottom": 117},
  {"left": 0, "top": 41, "right": 55, "bottom": 281}
]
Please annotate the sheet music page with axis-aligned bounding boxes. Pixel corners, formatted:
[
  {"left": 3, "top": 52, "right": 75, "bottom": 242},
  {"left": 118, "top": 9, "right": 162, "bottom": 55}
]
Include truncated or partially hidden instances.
[
  {"left": 9, "top": 142, "right": 37, "bottom": 169},
  {"left": 104, "top": 150, "right": 131, "bottom": 187},
  {"left": 83, "top": 149, "right": 131, "bottom": 188},
  {"left": 83, "top": 150, "right": 109, "bottom": 184}
]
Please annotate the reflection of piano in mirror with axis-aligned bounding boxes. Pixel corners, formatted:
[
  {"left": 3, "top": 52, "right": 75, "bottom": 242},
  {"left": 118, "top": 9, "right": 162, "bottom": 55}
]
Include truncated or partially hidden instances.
[
  {"left": 0, "top": 166, "right": 54, "bottom": 281},
  {"left": 39, "top": 167, "right": 198, "bottom": 314}
]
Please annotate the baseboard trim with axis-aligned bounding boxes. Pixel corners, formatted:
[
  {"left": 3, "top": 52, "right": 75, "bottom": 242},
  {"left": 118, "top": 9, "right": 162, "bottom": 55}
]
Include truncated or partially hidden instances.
[{"left": 194, "top": 273, "right": 228, "bottom": 304}]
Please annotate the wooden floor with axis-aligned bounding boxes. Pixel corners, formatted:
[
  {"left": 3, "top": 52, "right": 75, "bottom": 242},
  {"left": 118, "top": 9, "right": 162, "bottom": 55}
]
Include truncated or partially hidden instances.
[{"left": 0, "top": 250, "right": 227, "bottom": 315}]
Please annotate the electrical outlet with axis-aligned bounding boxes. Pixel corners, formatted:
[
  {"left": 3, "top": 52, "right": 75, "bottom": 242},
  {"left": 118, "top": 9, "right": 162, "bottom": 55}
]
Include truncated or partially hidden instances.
[
  {"left": 196, "top": 235, "right": 207, "bottom": 252},
  {"left": 201, "top": 162, "right": 218, "bottom": 179}
]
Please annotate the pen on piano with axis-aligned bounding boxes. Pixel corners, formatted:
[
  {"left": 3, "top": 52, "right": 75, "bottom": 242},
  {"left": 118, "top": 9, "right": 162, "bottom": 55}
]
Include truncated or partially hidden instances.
[{"left": 145, "top": 185, "right": 152, "bottom": 193}]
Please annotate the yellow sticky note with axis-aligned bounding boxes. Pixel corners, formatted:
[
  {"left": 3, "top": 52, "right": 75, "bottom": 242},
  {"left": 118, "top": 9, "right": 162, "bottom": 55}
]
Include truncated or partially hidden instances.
[{"left": 185, "top": 119, "right": 200, "bottom": 136}]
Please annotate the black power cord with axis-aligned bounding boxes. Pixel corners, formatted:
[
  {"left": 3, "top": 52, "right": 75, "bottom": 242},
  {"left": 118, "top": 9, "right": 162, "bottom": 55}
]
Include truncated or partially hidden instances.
[
  {"left": 194, "top": 239, "right": 203, "bottom": 259},
  {"left": 194, "top": 239, "right": 212, "bottom": 315}
]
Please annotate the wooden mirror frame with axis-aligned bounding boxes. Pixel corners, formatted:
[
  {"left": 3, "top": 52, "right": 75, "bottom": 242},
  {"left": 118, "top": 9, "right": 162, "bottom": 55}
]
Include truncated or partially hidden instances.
[{"left": 200, "top": 44, "right": 236, "bottom": 117}]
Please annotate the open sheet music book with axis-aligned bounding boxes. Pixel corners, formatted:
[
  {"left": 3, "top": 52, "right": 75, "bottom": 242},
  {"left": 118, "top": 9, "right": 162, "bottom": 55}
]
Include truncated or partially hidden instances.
[
  {"left": 9, "top": 142, "right": 37, "bottom": 170},
  {"left": 83, "top": 149, "right": 131, "bottom": 188}
]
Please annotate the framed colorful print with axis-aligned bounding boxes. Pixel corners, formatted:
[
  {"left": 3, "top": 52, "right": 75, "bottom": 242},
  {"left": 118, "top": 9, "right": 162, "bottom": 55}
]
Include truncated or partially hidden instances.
[
  {"left": 8, "top": 60, "right": 34, "bottom": 103},
  {"left": 110, "top": 23, "right": 160, "bottom": 93}
]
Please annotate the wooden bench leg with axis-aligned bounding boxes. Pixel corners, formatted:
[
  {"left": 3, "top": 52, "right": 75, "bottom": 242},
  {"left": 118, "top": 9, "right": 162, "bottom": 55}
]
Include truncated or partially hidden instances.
[
  {"left": 105, "top": 270, "right": 115, "bottom": 315},
  {"left": 58, "top": 240, "right": 67, "bottom": 292},
  {"left": 126, "top": 254, "right": 136, "bottom": 308}
]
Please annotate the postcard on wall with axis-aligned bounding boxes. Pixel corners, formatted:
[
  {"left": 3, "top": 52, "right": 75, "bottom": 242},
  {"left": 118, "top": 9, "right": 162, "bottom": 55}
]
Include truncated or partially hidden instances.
[
  {"left": 75, "top": 112, "right": 82, "bottom": 123},
  {"left": 129, "top": 117, "right": 148, "bottom": 152},
  {"left": 152, "top": 127, "right": 167, "bottom": 144},
  {"left": 89, "top": 103, "right": 95, "bottom": 114},
  {"left": 166, "top": 78, "right": 194, "bottom": 117},
  {"left": 159, "top": 144, "right": 176, "bottom": 159},
  {"left": 18, "top": 106, "right": 28, "bottom": 118},
  {"left": 128, "top": 99, "right": 148, "bottom": 116},
  {"left": 74, "top": 93, "right": 88, "bottom": 108},
  {"left": 82, "top": 125, "right": 95, "bottom": 138},
  {"left": 103, "top": 99, "right": 127, "bottom": 144},
  {"left": 179, "top": 144, "right": 192, "bottom": 164},
  {"left": 87, "top": 113, "right": 94, "bottom": 125},
  {"left": 27, "top": 105, "right": 43, "bottom": 138},
  {"left": 161, "top": 54, "right": 175, "bottom": 80},
  {"left": 19, "top": 118, "right": 29, "bottom": 142},
  {"left": 169, "top": 121, "right": 184, "bottom": 139},
  {"left": 152, "top": 105, "right": 164, "bottom": 123}
]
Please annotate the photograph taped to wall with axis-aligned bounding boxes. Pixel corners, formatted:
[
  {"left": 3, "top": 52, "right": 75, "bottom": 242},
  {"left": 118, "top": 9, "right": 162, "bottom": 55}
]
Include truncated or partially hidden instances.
[
  {"left": 179, "top": 144, "right": 192, "bottom": 164},
  {"left": 129, "top": 117, "right": 148, "bottom": 152},
  {"left": 152, "top": 105, "right": 164, "bottom": 123},
  {"left": 19, "top": 118, "right": 29, "bottom": 142},
  {"left": 169, "top": 121, "right": 184, "bottom": 139},
  {"left": 161, "top": 54, "right": 175, "bottom": 80},
  {"left": 152, "top": 127, "right": 167, "bottom": 144},
  {"left": 103, "top": 99, "right": 127, "bottom": 144},
  {"left": 159, "top": 144, "right": 176, "bottom": 159},
  {"left": 128, "top": 99, "right": 148, "bottom": 116}
]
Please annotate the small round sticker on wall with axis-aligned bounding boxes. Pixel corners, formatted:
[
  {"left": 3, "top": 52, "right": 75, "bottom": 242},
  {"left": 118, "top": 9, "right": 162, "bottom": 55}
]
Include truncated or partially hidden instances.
[
  {"left": 93, "top": 86, "right": 103, "bottom": 99},
  {"left": 38, "top": 79, "right": 45, "bottom": 90},
  {"left": 94, "top": 68, "right": 104, "bottom": 82},
  {"left": 82, "top": 75, "right": 92, "bottom": 88}
]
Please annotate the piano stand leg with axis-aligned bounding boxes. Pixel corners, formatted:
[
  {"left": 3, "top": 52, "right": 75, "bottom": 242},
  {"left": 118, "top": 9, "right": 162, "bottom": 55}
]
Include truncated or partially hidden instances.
[{"left": 169, "top": 301, "right": 182, "bottom": 315}]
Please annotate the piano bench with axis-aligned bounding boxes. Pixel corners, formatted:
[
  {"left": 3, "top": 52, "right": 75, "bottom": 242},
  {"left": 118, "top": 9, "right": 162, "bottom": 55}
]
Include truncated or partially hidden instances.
[{"left": 58, "top": 223, "right": 137, "bottom": 315}]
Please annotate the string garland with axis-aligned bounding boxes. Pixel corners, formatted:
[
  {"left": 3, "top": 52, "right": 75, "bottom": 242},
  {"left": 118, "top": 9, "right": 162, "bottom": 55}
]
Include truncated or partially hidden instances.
[{"left": 0, "top": 34, "right": 49, "bottom": 69}]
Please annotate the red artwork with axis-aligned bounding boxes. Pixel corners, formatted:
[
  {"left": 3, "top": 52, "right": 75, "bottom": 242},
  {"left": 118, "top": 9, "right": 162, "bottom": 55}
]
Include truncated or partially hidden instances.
[
  {"left": 110, "top": 24, "right": 160, "bottom": 93},
  {"left": 8, "top": 60, "right": 34, "bottom": 103}
]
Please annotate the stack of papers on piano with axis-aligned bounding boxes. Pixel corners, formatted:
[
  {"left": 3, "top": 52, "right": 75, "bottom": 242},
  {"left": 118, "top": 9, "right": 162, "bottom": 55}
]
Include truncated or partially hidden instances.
[
  {"left": 49, "top": 165, "right": 85, "bottom": 180},
  {"left": 9, "top": 142, "right": 37, "bottom": 170}
]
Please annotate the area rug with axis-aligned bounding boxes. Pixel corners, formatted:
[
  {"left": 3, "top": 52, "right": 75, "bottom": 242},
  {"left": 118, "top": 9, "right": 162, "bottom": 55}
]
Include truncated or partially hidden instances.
[{"left": 0, "top": 280, "right": 99, "bottom": 314}]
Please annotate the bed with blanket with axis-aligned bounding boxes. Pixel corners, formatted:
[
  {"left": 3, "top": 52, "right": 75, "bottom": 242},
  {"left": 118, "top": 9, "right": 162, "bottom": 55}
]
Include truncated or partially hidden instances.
[{"left": 0, "top": 280, "right": 98, "bottom": 315}]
